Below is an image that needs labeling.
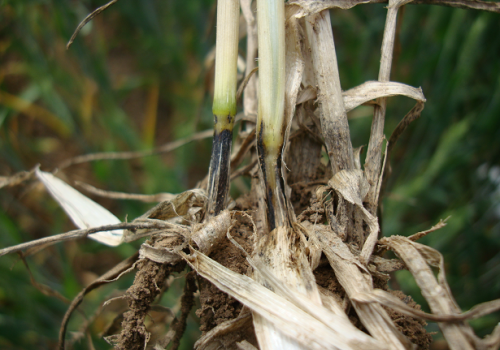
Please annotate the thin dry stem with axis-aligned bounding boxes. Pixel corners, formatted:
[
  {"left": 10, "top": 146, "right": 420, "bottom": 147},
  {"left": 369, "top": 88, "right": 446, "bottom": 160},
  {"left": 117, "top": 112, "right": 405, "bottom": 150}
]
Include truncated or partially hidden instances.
[
  {"left": 66, "top": 0, "right": 121, "bottom": 49},
  {"left": 58, "top": 253, "right": 139, "bottom": 350},
  {"left": 365, "top": 0, "right": 408, "bottom": 215},
  {"left": 0, "top": 222, "right": 167, "bottom": 257},
  {"left": 76, "top": 181, "right": 176, "bottom": 202},
  {"left": 57, "top": 129, "right": 213, "bottom": 170}
]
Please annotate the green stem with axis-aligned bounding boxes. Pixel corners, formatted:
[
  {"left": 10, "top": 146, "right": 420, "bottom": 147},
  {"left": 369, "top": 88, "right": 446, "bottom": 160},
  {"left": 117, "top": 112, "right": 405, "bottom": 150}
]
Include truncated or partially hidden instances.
[
  {"left": 256, "top": 0, "right": 287, "bottom": 231},
  {"left": 206, "top": 0, "right": 240, "bottom": 217}
]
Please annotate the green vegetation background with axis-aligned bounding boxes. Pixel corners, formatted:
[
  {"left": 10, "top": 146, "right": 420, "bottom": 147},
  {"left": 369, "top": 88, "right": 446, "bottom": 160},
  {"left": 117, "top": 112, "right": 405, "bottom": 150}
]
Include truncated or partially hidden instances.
[{"left": 0, "top": 0, "right": 499, "bottom": 348}]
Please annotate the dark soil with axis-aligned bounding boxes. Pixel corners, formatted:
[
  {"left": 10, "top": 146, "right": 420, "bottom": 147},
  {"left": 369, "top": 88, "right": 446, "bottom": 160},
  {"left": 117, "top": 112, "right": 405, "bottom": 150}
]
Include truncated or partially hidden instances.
[
  {"left": 386, "top": 290, "right": 433, "bottom": 350},
  {"left": 197, "top": 196, "right": 255, "bottom": 334}
]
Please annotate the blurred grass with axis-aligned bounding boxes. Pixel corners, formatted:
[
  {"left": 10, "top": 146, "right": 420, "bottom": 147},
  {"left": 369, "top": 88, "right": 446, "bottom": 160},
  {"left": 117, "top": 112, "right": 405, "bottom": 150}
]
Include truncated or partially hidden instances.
[
  {"left": 0, "top": 1, "right": 499, "bottom": 348},
  {"left": 337, "top": 5, "right": 500, "bottom": 339},
  {"left": 0, "top": 0, "right": 214, "bottom": 348}
]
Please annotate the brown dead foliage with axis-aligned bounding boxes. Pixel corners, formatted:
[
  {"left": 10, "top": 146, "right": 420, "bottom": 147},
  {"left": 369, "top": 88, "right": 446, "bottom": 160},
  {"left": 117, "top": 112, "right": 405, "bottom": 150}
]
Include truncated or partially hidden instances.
[{"left": 1, "top": 1, "right": 500, "bottom": 350}]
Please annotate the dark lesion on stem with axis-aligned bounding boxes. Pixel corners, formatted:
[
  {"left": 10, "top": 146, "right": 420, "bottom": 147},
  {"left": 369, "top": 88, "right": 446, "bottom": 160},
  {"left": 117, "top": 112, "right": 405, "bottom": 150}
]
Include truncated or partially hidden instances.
[
  {"left": 256, "top": 121, "right": 289, "bottom": 232},
  {"left": 256, "top": 123, "right": 274, "bottom": 231},
  {"left": 206, "top": 114, "right": 234, "bottom": 217}
]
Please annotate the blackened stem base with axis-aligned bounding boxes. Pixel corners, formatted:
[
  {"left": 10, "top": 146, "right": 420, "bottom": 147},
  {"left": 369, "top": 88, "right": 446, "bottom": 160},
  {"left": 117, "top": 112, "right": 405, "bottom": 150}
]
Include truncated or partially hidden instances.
[{"left": 206, "top": 128, "right": 233, "bottom": 217}]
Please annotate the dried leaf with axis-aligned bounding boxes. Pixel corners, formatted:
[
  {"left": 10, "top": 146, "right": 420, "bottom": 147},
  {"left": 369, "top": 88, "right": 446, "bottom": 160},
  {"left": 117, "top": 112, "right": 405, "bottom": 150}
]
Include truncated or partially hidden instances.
[
  {"left": 283, "top": 15, "right": 305, "bottom": 154},
  {"left": 194, "top": 308, "right": 252, "bottom": 350},
  {"left": 364, "top": 1, "right": 420, "bottom": 215},
  {"left": 296, "top": 85, "right": 317, "bottom": 105},
  {"left": 139, "top": 243, "right": 184, "bottom": 264},
  {"left": 378, "top": 101, "right": 425, "bottom": 201},
  {"left": 304, "top": 222, "right": 411, "bottom": 349},
  {"left": 353, "top": 146, "right": 364, "bottom": 170},
  {"left": 381, "top": 235, "right": 476, "bottom": 349},
  {"left": 328, "top": 170, "right": 379, "bottom": 264},
  {"left": 20, "top": 256, "right": 69, "bottom": 303},
  {"left": 408, "top": 0, "right": 500, "bottom": 13},
  {"left": 35, "top": 168, "right": 122, "bottom": 246},
  {"left": 342, "top": 81, "right": 425, "bottom": 113},
  {"left": 139, "top": 189, "right": 205, "bottom": 221},
  {"left": 240, "top": 0, "right": 258, "bottom": 119},
  {"left": 237, "top": 67, "right": 259, "bottom": 101},
  {"left": 328, "top": 169, "right": 369, "bottom": 207},
  {"left": 353, "top": 288, "right": 500, "bottom": 323},
  {"left": 251, "top": 226, "right": 321, "bottom": 350},
  {"left": 67, "top": 0, "right": 120, "bottom": 48},
  {"left": 182, "top": 250, "right": 386, "bottom": 350},
  {"left": 236, "top": 340, "right": 258, "bottom": 350},
  {"left": 122, "top": 189, "right": 205, "bottom": 242},
  {"left": 287, "top": 0, "right": 371, "bottom": 19}
]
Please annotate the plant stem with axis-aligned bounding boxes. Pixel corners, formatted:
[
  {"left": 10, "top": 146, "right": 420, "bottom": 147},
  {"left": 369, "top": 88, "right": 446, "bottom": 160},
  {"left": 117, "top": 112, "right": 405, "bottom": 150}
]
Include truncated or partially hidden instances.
[
  {"left": 256, "top": 0, "right": 287, "bottom": 232},
  {"left": 365, "top": 0, "right": 405, "bottom": 214},
  {"left": 305, "top": 10, "right": 354, "bottom": 174},
  {"left": 206, "top": 0, "right": 240, "bottom": 217}
]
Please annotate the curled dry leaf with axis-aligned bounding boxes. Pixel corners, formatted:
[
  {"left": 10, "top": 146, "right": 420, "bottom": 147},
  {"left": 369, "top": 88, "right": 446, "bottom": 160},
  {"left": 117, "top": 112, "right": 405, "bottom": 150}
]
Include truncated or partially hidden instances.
[
  {"left": 343, "top": 81, "right": 426, "bottom": 112},
  {"left": 293, "top": 80, "right": 425, "bottom": 117},
  {"left": 303, "top": 222, "right": 412, "bottom": 349},
  {"left": 286, "top": 0, "right": 371, "bottom": 19},
  {"left": 380, "top": 235, "right": 480, "bottom": 349},
  {"left": 35, "top": 168, "right": 123, "bottom": 246}
]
